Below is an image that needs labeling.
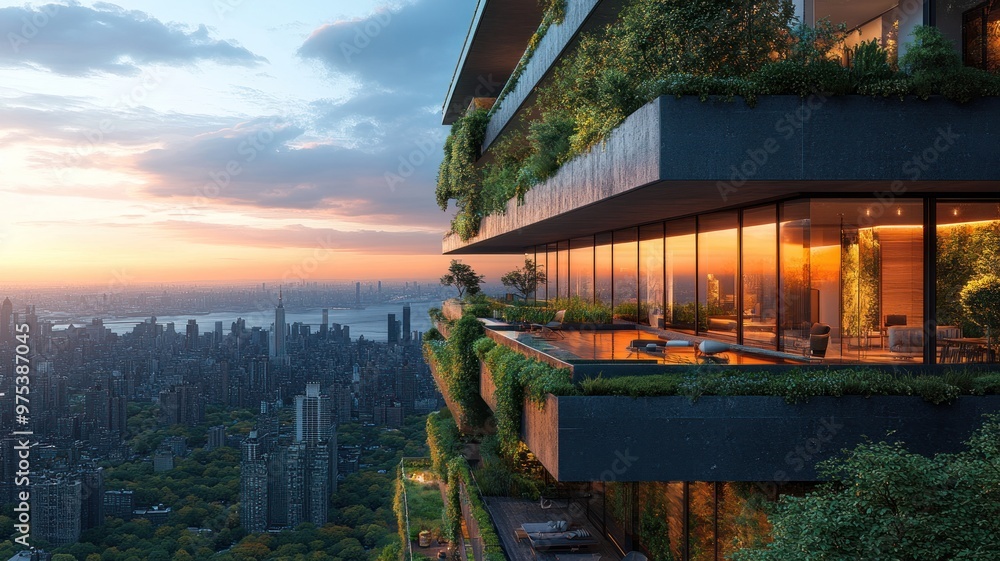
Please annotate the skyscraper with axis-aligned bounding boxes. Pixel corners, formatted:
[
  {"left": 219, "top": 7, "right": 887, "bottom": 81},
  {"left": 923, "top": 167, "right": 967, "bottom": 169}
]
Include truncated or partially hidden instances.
[
  {"left": 402, "top": 303, "right": 411, "bottom": 343},
  {"left": 240, "top": 431, "right": 268, "bottom": 533},
  {"left": 185, "top": 319, "right": 199, "bottom": 351},
  {"left": 272, "top": 288, "right": 286, "bottom": 359},
  {"left": 321, "top": 308, "right": 329, "bottom": 337},
  {"left": 295, "top": 383, "right": 332, "bottom": 444},
  {"left": 387, "top": 313, "right": 398, "bottom": 345},
  {"left": 0, "top": 296, "right": 11, "bottom": 343}
]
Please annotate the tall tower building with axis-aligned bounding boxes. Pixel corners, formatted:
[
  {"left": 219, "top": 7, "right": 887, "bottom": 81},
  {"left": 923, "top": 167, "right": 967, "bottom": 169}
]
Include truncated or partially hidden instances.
[
  {"left": 387, "top": 313, "right": 398, "bottom": 345},
  {"left": 295, "top": 383, "right": 332, "bottom": 444},
  {"left": 321, "top": 309, "right": 329, "bottom": 337},
  {"left": 272, "top": 288, "right": 286, "bottom": 359},
  {"left": 240, "top": 431, "right": 268, "bottom": 533},
  {"left": 402, "top": 303, "right": 411, "bottom": 343},
  {"left": 185, "top": 319, "right": 199, "bottom": 351},
  {"left": 0, "top": 296, "right": 11, "bottom": 343}
]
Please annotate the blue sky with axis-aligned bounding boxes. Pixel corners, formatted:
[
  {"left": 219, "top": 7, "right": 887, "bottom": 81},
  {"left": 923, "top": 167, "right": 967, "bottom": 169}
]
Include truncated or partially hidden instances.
[{"left": 0, "top": 0, "right": 517, "bottom": 284}]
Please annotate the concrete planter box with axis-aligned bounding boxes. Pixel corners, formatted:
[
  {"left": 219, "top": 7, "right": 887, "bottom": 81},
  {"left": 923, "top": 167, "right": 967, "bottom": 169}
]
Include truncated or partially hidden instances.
[{"left": 520, "top": 393, "right": 1000, "bottom": 482}]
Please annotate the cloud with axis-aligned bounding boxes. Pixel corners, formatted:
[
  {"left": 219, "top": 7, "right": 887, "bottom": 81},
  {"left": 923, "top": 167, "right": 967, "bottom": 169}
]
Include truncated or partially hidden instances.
[
  {"left": 157, "top": 220, "right": 444, "bottom": 254},
  {"left": 0, "top": 3, "right": 266, "bottom": 76},
  {"left": 132, "top": 115, "right": 447, "bottom": 226},
  {"left": 298, "top": 0, "right": 463, "bottom": 94}
]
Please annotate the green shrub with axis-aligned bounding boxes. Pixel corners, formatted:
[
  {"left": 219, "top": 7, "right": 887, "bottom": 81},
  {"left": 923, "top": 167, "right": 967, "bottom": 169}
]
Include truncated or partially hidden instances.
[
  {"left": 424, "top": 327, "right": 443, "bottom": 342},
  {"left": 472, "top": 337, "right": 496, "bottom": 360},
  {"left": 848, "top": 39, "right": 894, "bottom": 88},
  {"left": 551, "top": 296, "right": 613, "bottom": 324}
]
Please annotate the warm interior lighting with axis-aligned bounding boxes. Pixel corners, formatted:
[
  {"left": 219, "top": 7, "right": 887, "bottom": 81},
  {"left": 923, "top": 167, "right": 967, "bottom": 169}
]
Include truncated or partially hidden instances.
[
  {"left": 896, "top": 207, "right": 903, "bottom": 216},
  {"left": 953, "top": 208, "right": 960, "bottom": 217},
  {"left": 865, "top": 208, "right": 871, "bottom": 217}
]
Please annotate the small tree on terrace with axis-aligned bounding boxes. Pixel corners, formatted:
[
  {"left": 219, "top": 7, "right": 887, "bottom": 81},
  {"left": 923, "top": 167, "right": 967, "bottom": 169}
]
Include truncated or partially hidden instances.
[
  {"left": 501, "top": 258, "right": 547, "bottom": 300},
  {"left": 440, "top": 259, "right": 484, "bottom": 298}
]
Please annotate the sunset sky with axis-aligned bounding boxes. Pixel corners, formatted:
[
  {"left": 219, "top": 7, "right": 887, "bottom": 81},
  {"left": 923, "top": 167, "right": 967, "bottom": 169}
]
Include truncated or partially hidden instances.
[{"left": 0, "top": 0, "right": 519, "bottom": 286}]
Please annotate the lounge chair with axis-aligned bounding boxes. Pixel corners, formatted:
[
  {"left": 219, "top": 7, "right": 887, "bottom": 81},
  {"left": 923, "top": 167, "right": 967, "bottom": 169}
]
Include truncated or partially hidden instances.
[
  {"left": 527, "top": 528, "right": 599, "bottom": 552},
  {"left": 532, "top": 310, "right": 566, "bottom": 339}
]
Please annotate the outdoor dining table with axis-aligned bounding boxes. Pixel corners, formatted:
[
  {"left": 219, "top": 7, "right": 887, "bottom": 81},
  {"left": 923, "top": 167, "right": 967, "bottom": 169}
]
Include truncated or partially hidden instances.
[{"left": 939, "top": 337, "right": 992, "bottom": 363}]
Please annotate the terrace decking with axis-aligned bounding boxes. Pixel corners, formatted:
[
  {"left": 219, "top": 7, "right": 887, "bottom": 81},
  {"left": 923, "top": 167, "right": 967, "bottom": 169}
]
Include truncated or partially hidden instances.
[
  {"left": 485, "top": 497, "right": 622, "bottom": 561},
  {"left": 489, "top": 324, "right": 946, "bottom": 367}
]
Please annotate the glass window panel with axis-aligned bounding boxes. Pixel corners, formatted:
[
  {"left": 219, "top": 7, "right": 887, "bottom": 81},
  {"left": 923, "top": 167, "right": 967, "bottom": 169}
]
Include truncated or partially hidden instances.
[
  {"left": 687, "top": 482, "right": 716, "bottom": 561},
  {"left": 780, "top": 200, "right": 812, "bottom": 353},
  {"left": 546, "top": 243, "right": 558, "bottom": 304},
  {"left": 535, "top": 245, "right": 548, "bottom": 303},
  {"left": 718, "top": 483, "right": 772, "bottom": 558},
  {"left": 937, "top": 201, "right": 1000, "bottom": 364},
  {"left": 637, "top": 482, "right": 684, "bottom": 561},
  {"left": 742, "top": 206, "right": 778, "bottom": 349},
  {"left": 640, "top": 224, "right": 665, "bottom": 328},
  {"left": 699, "top": 212, "right": 739, "bottom": 340},
  {"left": 809, "top": 199, "right": 924, "bottom": 362},
  {"left": 570, "top": 237, "right": 595, "bottom": 302},
  {"left": 665, "top": 219, "right": 697, "bottom": 333},
  {"left": 595, "top": 232, "right": 613, "bottom": 307},
  {"left": 557, "top": 240, "right": 570, "bottom": 300},
  {"left": 613, "top": 228, "right": 639, "bottom": 322}
]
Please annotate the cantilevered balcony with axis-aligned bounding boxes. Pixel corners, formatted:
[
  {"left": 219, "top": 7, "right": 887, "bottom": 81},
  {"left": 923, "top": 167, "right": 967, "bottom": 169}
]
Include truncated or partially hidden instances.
[{"left": 445, "top": 95, "right": 1000, "bottom": 255}]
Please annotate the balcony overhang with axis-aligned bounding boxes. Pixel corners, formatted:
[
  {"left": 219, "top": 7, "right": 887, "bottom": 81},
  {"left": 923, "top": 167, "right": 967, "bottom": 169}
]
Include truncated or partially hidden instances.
[
  {"left": 444, "top": 95, "right": 1000, "bottom": 254},
  {"left": 519, "top": 394, "right": 1000, "bottom": 482},
  {"left": 441, "top": 0, "right": 545, "bottom": 125}
]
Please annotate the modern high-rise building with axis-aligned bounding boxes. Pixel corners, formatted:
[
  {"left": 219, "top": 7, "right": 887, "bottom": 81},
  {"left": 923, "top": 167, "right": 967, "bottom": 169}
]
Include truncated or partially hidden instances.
[
  {"left": 185, "top": 319, "right": 199, "bottom": 351},
  {"left": 272, "top": 288, "right": 286, "bottom": 359},
  {"left": 436, "top": 1, "right": 1000, "bottom": 559},
  {"left": 387, "top": 313, "right": 398, "bottom": 345},
  {"left": 103, "top": 489, "right": 135, "bottom": 520},
  {"left": 321, "top": 308, "right": 329, "bottom": 337},
  {"left": 295, "top": 383, "right": 332, "bottom": 445},
  {"left": 79, "top": 466, "right": 105, "bottom": 530},
  {"left": 402, "top": 303, "right": 411, "bottom": 343},
  {"left": 32, "top": 476, "right": 82, "bottom": 545},
  {"left": 240, "top": 430, "right": 269, "bottom": 533},
  {"left": 1, "top": 296, "right": 12, "bottom": 343}
]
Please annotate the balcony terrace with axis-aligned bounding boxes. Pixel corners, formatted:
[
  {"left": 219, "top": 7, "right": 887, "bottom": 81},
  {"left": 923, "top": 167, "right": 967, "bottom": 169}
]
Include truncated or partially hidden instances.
[{"left": 445, "top": 95, "right": 1000, "bottom": 255}]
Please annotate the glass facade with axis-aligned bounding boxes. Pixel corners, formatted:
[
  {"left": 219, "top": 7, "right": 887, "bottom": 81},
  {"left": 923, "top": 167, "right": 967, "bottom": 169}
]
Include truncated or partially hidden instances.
[
  {"left": 591, "top": 481, "right": 780, "bottom": 561},
  {"left": 595, "top": 232, "right": 613, "bottom": 306},
  {"left": 640, "top": 223, "right": 666, "bottom": 328},
  {"left": 698, "top": 212, "right": 738, "bottom": 342},
  {"left": 570, "top": 237, "right": 594, "bottom": 302},
  {"left": 665, "top": 219, "right": 697, "bottom": 333},
  {"left": 613, "top": 228, "right": 639, "bottom": 321},
  {"left": 522, "top": 196, "right": 1000, "bottom": 364}
]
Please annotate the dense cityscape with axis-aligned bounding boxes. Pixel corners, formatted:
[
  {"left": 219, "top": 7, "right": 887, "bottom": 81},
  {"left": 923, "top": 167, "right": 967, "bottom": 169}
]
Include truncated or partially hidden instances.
[{"left": 0, "top": 283, "right": 445, "bottom": 559}]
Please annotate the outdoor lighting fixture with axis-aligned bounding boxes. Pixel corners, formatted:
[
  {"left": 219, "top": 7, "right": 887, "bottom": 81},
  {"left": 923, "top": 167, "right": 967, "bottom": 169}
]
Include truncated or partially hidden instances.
[
  {"left": 865, "top": 208, "right": 871, "bottom": 217},
  {"left": 954, "top": 208, "right": 960, "bottom": 217},
  {"left": 897, "top": 207, "right": 903, "bottom": 216}
]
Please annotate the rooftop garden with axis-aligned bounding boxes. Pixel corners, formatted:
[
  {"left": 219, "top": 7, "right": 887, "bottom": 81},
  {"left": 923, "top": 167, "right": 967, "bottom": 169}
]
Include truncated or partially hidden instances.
[{"left": 436, "top": 0, "right": 1000, "bottom": 240}]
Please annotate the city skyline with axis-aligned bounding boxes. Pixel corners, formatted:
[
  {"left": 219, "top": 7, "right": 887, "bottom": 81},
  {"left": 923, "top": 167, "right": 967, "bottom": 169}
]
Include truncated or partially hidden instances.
[{"left": 0, "top": 0, "right": 519, "bottom": 285}]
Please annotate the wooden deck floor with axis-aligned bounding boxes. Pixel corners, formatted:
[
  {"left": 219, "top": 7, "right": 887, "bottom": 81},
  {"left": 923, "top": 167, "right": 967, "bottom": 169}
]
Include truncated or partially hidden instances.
[{"left": 484, "top": 497, "right": 621, "bottom": 561}]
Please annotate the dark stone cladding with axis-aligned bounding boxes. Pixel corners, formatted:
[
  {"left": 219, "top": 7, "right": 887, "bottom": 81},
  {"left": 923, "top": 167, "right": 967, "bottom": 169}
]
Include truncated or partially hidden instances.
[
  {"left": 445, "top": 95, "right": 1000, "bottom": 255},
  {"left": 521, "top": 393, "right": 1000, "bottom": 482}
]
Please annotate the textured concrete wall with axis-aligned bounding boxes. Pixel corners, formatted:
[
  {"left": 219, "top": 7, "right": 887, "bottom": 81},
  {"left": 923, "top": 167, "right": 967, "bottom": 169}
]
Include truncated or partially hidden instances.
[
  {"left": 482, "top": 0, "right": 603, "bottom": 150},
  {"left": 519, "top": 394, "right": 1000, "bottom": 482},
  {"left": 444, "top": 98, "right": 661, "bottom": 253},
  {"left": 523, "top": 394, "right": 562, "bottom": 479},
  {"left": 659, "top": 95, "right": 1000, "bottom": 181}
]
